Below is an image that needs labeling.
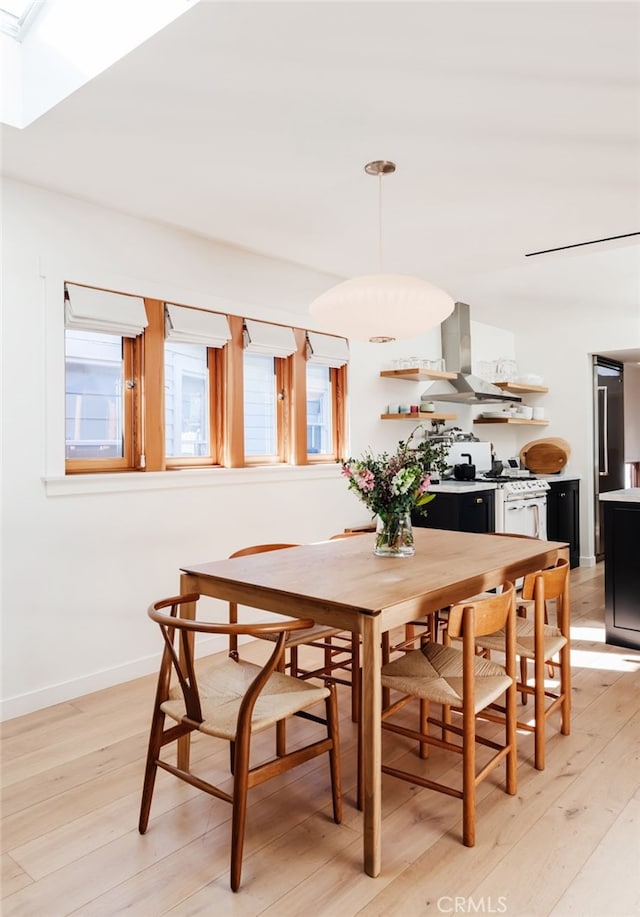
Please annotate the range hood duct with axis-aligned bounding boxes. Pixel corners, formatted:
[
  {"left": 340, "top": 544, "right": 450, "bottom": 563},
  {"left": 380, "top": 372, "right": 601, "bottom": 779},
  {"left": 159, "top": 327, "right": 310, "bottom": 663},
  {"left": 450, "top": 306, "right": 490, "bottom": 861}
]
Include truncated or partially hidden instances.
[{"left": 424, "top": 301, "right": 521, "bottom": 404}]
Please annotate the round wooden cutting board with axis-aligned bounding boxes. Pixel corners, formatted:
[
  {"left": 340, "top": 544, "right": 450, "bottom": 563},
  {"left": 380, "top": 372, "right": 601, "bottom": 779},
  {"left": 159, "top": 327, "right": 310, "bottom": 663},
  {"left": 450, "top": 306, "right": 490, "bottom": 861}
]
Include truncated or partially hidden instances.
[{"left": 519, "top": 437, "right": 571, "bottom": 474}]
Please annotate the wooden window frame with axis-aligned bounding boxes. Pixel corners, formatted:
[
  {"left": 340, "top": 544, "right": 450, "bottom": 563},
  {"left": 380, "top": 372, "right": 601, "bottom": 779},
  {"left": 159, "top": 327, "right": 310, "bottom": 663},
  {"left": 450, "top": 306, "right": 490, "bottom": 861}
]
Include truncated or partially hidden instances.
[
  {"left": 64, "top": 290, "right": 349, "bottom": 474},
  {"left": 144, "top": 299, "right": 225, "bottom": 471},
  {"left": 64, "top": 328, "right": 141, "bottom": 475},
  {"left": 140, "top": 298, "right": 164, "bottom": 471},
  {"left": 305, "top": 363, "right": 348, "bottom": 464},
  {"left": 241, "top": 351, "right": 289, "bottom": 466},
  {"left": 164, "top": 347, "right": 223, "bottom": 470}
]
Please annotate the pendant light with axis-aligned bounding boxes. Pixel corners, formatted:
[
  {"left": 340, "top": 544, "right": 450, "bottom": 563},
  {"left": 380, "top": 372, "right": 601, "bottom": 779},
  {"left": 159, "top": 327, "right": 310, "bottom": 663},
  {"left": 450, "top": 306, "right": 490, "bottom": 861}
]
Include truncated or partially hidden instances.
[{"left": 309, "top": 160, "right": 455, "bottom": 343}]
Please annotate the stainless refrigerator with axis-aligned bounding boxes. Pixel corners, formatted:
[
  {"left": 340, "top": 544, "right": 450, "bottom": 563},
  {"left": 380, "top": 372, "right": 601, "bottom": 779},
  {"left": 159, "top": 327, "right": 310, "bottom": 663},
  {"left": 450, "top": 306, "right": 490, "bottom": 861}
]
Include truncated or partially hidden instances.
[{"left": 594, "top": 357, "right": 625, "bottom": 559}]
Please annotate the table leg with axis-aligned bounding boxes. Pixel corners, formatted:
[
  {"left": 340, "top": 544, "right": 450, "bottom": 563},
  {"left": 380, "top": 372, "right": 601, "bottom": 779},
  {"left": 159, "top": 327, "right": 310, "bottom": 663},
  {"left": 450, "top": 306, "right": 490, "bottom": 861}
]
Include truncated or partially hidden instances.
[
  {"left": 177, "top": 574, "right": 197, "bottom": 771},
  {"left": 361, "top": 614, "right": 382, "bottom": 877}
]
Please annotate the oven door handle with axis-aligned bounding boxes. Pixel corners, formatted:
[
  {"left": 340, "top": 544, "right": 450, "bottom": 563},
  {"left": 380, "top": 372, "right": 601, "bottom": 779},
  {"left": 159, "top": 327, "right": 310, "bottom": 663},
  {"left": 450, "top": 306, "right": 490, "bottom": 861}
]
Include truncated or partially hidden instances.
[{"left": 531, "top": 501, "right": 540, "bottom": 538}]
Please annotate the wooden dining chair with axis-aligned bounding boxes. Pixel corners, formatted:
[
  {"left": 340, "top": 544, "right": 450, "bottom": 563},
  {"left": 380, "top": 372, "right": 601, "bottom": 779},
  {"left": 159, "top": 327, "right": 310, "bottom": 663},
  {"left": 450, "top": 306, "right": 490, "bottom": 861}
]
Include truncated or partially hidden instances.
[
  {"left": 475, "top": 558, "right": 571, "bottom": 771},
  {"left": 139, "top": 593, "right": 342, "bottom": 892},
  {"left": 229, "top": 544, "right": 360, "bottom": 732},
  {"left": 379, "top": 583, "right": 517, "bottom": 847},
  {"left": 381, "top": 616, "right": 441, "bottom": 709}
]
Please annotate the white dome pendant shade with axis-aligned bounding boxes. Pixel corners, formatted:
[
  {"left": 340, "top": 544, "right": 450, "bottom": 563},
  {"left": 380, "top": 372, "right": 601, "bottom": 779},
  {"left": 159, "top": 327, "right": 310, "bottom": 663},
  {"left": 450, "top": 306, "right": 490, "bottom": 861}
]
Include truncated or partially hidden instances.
[
  {"left": 309, "top": 273, "right": 455, "bottom": 343},
  {"left": 309, "top": 161, "right": 455, "bottom": 343}
]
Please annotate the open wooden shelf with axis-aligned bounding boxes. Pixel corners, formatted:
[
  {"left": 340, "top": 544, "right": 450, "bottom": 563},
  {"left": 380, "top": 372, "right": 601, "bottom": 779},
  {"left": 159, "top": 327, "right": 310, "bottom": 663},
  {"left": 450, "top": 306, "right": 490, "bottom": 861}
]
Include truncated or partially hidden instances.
[
  {"left": 381, "top": 412, "right": 457, "bottom": 421},
  {"left": 493, "top": 381, "right": 549, "bottom": 394},
  {"left": 473, "top": 417, "right": 550, "bottom": 426},
  {"left": 379, "top": 368, "right": 457, "bottom": 382}
]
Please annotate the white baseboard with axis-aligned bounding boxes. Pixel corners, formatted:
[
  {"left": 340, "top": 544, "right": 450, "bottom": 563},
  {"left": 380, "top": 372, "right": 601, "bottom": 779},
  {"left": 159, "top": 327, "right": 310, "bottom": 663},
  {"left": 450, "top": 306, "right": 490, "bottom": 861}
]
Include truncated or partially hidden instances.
[{"left": 0, "top": 633, "right": 230, "bottom": 722}]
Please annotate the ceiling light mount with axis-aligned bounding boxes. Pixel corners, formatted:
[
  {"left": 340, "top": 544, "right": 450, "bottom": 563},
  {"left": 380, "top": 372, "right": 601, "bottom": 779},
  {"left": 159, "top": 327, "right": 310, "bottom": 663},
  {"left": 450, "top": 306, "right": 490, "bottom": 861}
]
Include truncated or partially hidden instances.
[
  {"left": 309, "top": 160, "right": 454, "bottom": 344},
  {"left": 364, "top": 160, "right": 396, "bottom": 177}
]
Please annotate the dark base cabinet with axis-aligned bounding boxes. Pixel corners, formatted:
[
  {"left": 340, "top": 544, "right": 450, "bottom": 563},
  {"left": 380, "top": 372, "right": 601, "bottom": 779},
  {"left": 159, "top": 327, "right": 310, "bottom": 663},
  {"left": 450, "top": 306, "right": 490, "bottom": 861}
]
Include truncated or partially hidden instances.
[
  {"left": 546, "top": 479, "right": 580, "bottom": 568},
  {"left": 413, "top": 489, "right": 495, "bottom": 534},
  {"left": 603, "top": 499, "right": 640, "bottom": 650}
]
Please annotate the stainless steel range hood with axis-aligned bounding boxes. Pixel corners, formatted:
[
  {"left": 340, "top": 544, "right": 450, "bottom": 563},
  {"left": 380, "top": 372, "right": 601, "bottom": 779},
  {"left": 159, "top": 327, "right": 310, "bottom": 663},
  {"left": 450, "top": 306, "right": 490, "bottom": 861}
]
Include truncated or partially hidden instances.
[{"left": 424, "top": 301, "right": 521, "bottom": 404}]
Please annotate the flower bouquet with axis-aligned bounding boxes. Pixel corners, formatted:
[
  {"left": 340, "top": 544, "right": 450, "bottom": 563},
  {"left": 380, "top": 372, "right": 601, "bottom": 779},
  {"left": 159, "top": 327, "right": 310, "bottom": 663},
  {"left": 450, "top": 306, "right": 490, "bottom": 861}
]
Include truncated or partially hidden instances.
[{"left": 341, "top": 426, "right": 450, "bottom": 556}]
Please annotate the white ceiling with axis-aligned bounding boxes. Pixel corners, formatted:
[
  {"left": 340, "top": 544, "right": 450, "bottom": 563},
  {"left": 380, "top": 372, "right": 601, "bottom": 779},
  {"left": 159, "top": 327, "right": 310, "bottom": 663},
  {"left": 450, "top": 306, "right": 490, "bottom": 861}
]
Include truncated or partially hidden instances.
[{"left": 2, "top": 0, "right": 639, "bottom": 347}]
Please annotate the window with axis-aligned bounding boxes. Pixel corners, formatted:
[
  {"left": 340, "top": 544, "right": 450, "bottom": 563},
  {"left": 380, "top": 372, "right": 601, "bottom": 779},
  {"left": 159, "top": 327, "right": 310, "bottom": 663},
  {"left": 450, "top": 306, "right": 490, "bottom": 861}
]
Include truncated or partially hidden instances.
[
  {"left": 242, "top": 319, "right": 297, "bottom": 464},
  {"left": 63, "top": 284, "right": 348, "bottom": 474},
  {"left": 306, "top": 363, "right": 332, "bottom": 455},
  {"left": 244, "top": 352, "right": 278, "bottom": 457},
  {"left": 305, "top": 332, "right": 349, "bottom": 461},
  {"left": 64, "top": 284, "right": 146, "bottom": 472},
  {"left": 163, "top": 303, "right": 230, "bottom": 467},
  {"left": 65, "top": 330, "right": 130, "bottom": 463},
  {"left": 164, "top": 342, "right": 210, "bottom": 458}
]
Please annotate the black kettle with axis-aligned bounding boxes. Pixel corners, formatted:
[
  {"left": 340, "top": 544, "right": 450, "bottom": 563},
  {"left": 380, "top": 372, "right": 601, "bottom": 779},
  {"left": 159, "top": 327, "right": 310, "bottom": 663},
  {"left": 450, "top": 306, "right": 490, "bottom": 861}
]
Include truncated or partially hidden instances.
[{"left": 453, "top": 453, "right": 476, "bottom": 481}]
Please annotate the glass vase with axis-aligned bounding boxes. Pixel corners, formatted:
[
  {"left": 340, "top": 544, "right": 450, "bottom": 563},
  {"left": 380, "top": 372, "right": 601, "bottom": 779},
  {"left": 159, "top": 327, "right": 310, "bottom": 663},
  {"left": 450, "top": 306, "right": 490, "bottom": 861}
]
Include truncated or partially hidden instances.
[{"left": 375, "top": 511, "right": 415, "bottom": 557}]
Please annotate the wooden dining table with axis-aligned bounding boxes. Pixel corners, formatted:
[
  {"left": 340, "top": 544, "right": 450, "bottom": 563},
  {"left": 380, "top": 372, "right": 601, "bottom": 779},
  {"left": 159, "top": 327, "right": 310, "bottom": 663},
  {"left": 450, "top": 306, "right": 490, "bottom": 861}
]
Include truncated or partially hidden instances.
[{"left": 179, "top": 527, "right": 568, "bottom": 878}]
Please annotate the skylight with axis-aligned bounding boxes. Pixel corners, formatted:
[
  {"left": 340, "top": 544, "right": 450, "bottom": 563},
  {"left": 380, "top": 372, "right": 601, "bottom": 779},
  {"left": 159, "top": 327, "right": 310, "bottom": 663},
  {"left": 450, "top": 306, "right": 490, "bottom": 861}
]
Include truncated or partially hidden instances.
[
  {"left": 0, "top": 0, "right": 41, "bottom": 39},
  {"left": 1, "top": 0, "right": 198, "bottom": 128}
]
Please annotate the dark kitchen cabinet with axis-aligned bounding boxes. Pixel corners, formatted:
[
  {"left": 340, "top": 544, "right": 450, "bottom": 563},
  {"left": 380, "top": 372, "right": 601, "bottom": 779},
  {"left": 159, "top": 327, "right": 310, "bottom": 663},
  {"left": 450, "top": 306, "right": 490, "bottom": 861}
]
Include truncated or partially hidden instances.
[
  {"left": 546, "top": 479, "right": 580, "bottom": 568},
  {"left": 412, "top": 489, "right": 495, "bottom": 534},
  {"left": 603, "top": 498, "right": 640, "bottom": 649}
]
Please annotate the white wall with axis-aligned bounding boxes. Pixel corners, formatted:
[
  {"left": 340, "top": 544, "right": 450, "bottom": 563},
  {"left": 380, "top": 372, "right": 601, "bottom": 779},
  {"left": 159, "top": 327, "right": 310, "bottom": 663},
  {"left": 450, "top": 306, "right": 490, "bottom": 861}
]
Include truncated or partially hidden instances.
[
  {"left": 2, "top": 178, "right": 639, "bottom": 719},
  {"left": 1, "top": 179, "right": 364, "bottom": 720},
  {"left": 624, "top": 363, "right": 640, "bottom": 464},
  {"left": 1, "top": 178, "right": 477, "bottom": 720}
]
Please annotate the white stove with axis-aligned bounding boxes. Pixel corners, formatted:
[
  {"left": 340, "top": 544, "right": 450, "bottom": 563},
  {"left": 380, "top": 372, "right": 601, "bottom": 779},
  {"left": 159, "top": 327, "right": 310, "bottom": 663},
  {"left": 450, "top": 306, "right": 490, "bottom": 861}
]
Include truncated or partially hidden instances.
[
  {"left": 500, "top": 478, "right": 550, "bottom": 498},
  {"left": 494, "top": 477, "right": 549, "bottom": 538}
]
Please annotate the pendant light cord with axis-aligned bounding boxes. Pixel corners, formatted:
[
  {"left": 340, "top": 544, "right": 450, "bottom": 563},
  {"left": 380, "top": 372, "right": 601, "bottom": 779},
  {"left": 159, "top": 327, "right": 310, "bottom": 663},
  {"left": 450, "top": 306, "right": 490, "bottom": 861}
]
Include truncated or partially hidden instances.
[
  {"left": 364, "top": 159, "right": 395, "bottom": 274},
  {"left": 378, "top": 171, "right": 384, "bottom": 273}
]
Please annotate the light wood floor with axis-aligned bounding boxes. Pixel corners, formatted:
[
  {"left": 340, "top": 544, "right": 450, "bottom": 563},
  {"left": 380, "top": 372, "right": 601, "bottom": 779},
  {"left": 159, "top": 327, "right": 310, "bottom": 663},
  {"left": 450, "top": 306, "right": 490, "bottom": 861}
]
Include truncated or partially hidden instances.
[{"left": 2, "top": 564, "right": 639, "bottom": 916}]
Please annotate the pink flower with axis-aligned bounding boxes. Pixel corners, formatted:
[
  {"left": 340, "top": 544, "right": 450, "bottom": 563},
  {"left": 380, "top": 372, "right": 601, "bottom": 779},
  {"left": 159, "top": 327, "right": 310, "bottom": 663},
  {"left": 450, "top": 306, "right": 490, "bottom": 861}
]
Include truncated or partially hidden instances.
[
  {"left": 418, "top": 474, "right": 431, "bottom": 495},
  {"left": 341, "top": 464, "right": 353, "bottom": 478},
  {"left": 356, "top": 469, "right": 375, "bottom": 492}
]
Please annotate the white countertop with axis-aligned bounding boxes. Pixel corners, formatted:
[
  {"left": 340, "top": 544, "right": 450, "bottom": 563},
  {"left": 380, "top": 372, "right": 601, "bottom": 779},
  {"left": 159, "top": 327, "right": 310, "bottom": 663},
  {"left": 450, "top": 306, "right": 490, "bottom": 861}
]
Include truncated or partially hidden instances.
[
  {"left": 535, "top": 474, "right": 581, "bottom": 482},
  {"left": 599, "top": 488, "right": 640, "bottom": 503},
  {"left": 429, "top": 481, "right": 498, "bottom": 494},
  {"left": 429, "top": 474, "right": 580, "bottom": 495}
]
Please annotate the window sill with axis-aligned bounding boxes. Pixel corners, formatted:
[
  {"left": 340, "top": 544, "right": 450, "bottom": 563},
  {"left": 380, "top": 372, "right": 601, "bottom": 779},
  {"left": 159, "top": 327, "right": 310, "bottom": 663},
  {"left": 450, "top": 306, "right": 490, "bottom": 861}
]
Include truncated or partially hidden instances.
[{"left": 44, "top": 463, "right": 342, "bottom": 497}]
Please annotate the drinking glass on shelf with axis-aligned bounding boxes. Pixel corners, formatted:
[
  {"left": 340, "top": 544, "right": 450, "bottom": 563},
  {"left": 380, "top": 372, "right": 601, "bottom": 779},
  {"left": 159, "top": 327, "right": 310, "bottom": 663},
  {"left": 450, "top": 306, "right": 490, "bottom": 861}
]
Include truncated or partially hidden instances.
[
  {"left": 477, "top": 361, "right": 496, "bottom": 380},
  {"left": 496, "top": 358, "right": 518, "bottom": 381}
]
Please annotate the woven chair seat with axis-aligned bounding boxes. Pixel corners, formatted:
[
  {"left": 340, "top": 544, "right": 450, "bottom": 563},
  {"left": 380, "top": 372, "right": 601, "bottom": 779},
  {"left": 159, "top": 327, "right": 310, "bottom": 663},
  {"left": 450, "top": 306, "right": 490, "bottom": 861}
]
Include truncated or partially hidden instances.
[
  {"left": 140, "top": 593, "right": 342, "bottom": 891},
  {"left": 381, "top": 641, "right": 512, "bottom": 714},
  {"left": 161, "top": 657, "right": 329, "bottom": 741},
  {"left": 476, "top": 617, "right": 566, "bottom": 661},
  {"left": 379, "top": 582, "right": 518, "bottom": 848},
  {"left": 472, "top": 557, "right": 571, "bottom": 772}
]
